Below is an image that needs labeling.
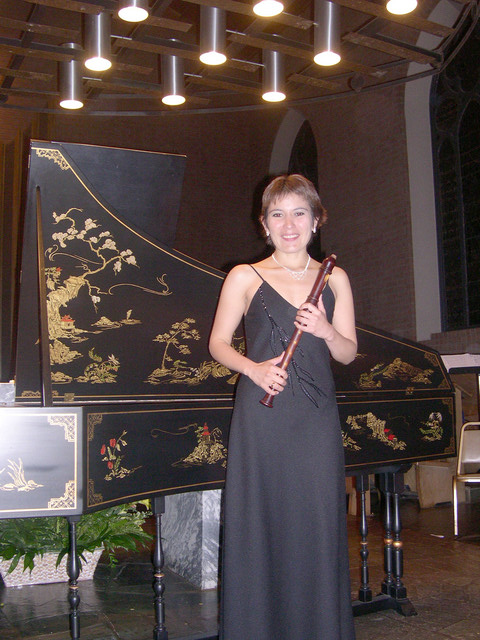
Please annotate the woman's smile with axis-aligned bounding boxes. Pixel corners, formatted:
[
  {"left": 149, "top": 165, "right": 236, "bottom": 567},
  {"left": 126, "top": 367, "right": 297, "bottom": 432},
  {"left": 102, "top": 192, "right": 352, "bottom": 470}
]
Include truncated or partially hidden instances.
[{"left": 264, "top": 193, "right": 313, "bottom": 252}]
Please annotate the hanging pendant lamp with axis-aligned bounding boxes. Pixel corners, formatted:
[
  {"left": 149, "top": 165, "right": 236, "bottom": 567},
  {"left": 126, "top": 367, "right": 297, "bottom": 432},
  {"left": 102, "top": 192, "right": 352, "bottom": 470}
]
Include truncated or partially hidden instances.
[
  {"left": 59, "top": 43, "right": 84, "bottom": 110},
  {"left": 161, "top": 54, "right": 186, "bottom": 106},
  {"left": 199, "top": 6, "right": 227, "bottom": 65},
  {"left": 84, "top": 11, "right": 112, "bottom": 72},
  {"left": 314, "top": 0, "right": 341, "bottom": 66},
  {"left": 262, "top": 49, "right": 285, "bottom": 102}
]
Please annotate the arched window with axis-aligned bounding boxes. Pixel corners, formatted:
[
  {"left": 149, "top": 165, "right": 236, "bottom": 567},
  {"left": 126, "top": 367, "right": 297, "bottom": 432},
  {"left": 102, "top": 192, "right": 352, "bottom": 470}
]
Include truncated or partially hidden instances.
[
  {"left": 431, "top": 17, "right": 480, "bottom": 330},
  {"left": 288, "top": 120, "right": 324, "bottom": 260}
]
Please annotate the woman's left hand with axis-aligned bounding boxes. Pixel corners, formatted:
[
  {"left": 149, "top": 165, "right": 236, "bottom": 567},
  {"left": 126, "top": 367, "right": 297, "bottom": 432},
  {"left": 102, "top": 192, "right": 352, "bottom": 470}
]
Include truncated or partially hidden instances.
[{"left": 294, "top": 297, "right": 335, "bottom": 341}]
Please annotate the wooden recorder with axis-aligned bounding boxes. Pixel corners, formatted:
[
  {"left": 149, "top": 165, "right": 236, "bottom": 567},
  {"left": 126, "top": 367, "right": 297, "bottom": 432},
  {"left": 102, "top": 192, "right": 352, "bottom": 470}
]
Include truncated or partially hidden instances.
[{"left": 260, "top": 254, "right": 337, "bottom": 408}]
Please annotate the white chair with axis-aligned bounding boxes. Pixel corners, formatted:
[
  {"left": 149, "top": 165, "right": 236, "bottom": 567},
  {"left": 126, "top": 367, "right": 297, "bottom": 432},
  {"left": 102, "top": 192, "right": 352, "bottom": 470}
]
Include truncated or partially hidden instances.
[{"left": 453, "top": 422, "right": 480, "bottom": 536}]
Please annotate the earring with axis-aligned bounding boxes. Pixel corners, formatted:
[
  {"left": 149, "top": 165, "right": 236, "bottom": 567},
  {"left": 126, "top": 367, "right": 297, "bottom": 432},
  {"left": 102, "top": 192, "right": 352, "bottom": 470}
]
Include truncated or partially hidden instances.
[{"left": 266, "top": 230, "right": 270, "bottom": 236}]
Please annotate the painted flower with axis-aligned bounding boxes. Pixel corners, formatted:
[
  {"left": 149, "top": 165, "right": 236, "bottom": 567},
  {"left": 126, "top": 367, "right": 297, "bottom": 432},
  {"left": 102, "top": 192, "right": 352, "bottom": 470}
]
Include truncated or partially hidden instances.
[
  {"left": 101, "top": 444, "right": 106, "bottom": 455},
  {"left": 84, "top": 218, "right": 98, "bottom": 230},
  {"left": 101, "top": 238, "right": 117, "bottom": 251},
  {"left": 110, "top": 439, "right": 116, "bottom": 448},
  {"left": 107, "top": 461, "right": 113, "bottom": 469}
]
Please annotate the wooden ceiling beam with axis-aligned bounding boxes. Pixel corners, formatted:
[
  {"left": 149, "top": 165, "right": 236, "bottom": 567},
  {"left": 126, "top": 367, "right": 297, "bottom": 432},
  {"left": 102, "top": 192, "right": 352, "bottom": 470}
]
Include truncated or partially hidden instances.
[
  {"left": 228, "top": 32, "right": 313, "bottom": 61},
  {"left": 140, "top": 15, "right": 192, "bottom": 32},
  {"left": 0, "top": 16, "right": 80, "bottom": 41},
  {"left": 21, "top": 0, "right": 192, "bottom": 33},
  {"left": 343, "top": 32, "right": 440, "bottom": 65},
  {"left": 0, "top": 65, "right": 53, "bottom": 82},
  {"left": 0, "top": 39, "right": 72, "bottom": 63},
  {"left": 22, "top": 0, "right": 116, "bottom": 15},
  {"left": 114, "top": 37, "right": 199, "bottom": 62},
  {"left": 118, "top": 36, "right": 259, "bottom": 72},
  {"left": 186, "top": 73, "right": 260, "bottom": 96},
  {"left": 0, "top": 85, "right": 56, "bottom": 97},
  {"left": 228, "top": 31, "right": 383, "bottom": 78},
  {"left": 288, "top": 72, "right": 343, "bottom": 91},
  {"left": 0, "top": 37, "right": 153, "bottom": 75}
]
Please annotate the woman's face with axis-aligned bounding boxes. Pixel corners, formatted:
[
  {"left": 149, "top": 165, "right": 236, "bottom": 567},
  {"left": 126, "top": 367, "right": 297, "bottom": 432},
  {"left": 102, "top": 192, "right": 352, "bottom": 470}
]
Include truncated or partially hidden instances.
[{"left": 263, "top": 193, "right": 315, "bottom": 253}]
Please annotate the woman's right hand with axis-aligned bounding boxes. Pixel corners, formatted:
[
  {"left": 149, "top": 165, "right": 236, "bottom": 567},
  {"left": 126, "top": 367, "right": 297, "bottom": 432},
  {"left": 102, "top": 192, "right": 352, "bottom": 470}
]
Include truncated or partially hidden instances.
[{"left": 248, "top": 354, "right": 288, "bottom": 395}]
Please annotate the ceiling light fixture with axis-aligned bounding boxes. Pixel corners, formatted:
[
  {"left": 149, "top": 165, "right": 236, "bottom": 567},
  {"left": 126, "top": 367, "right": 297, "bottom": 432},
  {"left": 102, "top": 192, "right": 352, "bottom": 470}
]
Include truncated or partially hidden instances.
[
  {"left": 199, "top": 6, "right": 227, "bottom": 65},
  {"left": 262, "top": 49, "right": 285, "bottom": 102},
  {"left": 313, "top": 0, "right": 341, "bottom": 66},
  {"left": 253, "top": 0, "right": 284, "bottom": 18},
  {"left": 386, "top": 0, "right": 417, "bottom": 14},
  {"left": 59, "top": 43, "right": 84, "bottom": 110},
  {"left": 161, "top": 54, "right": 186, "bottom": 106},
  {"left": 118, "top": 0, "right": 150, "bottom": 23},
  {"left": 84, "top": 12, "right": 112, "bottom": 72}
]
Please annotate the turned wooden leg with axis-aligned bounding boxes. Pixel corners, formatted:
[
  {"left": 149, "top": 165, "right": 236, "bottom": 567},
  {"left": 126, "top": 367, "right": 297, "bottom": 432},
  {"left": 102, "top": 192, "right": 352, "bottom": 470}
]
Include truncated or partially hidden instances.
[
  {"left": 66, "top": 515, "right": 81, "bottom": 640},
  {"left": 379, "top": 472, "right": 395, "bottom": 598},
  {"left": 152, "top": 496, "right": 168, "bottom": 640},
  {"left": 357, "top": 473, "right": 372, "bottom": 603}
]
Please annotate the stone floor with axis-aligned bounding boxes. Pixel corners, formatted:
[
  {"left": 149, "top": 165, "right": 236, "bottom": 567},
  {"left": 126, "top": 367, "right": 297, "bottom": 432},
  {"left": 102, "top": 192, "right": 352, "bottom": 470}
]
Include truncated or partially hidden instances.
[{"left": 0, "top": 497, "right": 479, "bottom": 640}]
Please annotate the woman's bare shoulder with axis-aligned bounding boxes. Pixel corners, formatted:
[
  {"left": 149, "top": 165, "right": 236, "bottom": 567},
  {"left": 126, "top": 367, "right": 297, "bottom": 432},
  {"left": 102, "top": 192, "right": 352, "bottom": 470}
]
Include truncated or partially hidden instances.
[
  {"left": 331, "top": 265, "right": 349, "bottom": 281},
  {"left": 226, "top": 263, "right": 256, "bottom": 279},
  {"left": 329, "top": 265, "right": 352, "bottom": 294},
  {"left": 223, "top": 263, "right": 261, "bottom": 288}
]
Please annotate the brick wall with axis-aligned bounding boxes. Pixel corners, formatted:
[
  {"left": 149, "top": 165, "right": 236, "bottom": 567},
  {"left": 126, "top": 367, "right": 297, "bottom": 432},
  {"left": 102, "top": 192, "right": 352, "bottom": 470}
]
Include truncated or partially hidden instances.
[
  {"left": 42, "top": 86, "right": 434, "bottom": 344},
  {"left": 299, "top": 86, "right": 415, "bottom": 339},
  {"left": 422, "top": 328, "right": 480, "bottom": 354}
]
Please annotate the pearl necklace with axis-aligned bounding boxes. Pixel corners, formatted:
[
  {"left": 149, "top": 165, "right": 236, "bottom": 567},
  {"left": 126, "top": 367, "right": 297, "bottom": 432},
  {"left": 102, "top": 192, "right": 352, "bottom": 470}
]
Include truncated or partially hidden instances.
[{"left": 272, "top": 253, "right": 311, "bottom": 280}]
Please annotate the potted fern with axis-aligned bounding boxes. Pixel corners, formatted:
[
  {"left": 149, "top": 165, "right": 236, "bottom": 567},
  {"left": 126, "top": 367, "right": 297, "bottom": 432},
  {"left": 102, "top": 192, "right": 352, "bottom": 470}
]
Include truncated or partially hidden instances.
[{"left": 0, "top": 502, "right": 152, "bottom": 587}]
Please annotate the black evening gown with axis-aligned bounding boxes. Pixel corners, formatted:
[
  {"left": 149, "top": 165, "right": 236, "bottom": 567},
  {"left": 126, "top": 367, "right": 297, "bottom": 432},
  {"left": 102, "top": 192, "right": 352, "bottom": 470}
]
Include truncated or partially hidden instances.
[{"left": 219, "top": 271, "right": 356, "bottom": 640}]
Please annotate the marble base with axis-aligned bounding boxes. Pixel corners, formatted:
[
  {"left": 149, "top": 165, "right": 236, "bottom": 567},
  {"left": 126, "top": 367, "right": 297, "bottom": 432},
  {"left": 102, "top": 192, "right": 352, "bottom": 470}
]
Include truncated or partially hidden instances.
[
  {"left": 0, "top": 382, "right": 15, "bottom": 404},
  {"left": 162, "top": 489, "right": 221, "bottom": 589}
]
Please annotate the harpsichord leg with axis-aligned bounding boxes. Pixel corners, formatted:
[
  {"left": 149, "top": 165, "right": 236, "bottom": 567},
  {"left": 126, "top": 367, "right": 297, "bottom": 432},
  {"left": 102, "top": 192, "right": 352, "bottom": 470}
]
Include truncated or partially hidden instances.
[
  {"left": 357, "top": 473, "right": 372, "bottom": 603},
  {"left": 379, "top": 471, "right": 416, "bottom": 617},
  {"left": 153, "top": 496, "right": 168, "bottom": 640},
  {"left": 66, "top": 515, "right": 81, "bottom": 640}
]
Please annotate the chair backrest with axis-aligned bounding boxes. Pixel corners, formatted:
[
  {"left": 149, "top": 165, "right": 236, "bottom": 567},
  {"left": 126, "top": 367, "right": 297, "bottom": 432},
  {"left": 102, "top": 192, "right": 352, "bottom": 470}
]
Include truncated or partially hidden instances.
[{"left": 458, "top": 423, "right": 480, "bottom": 470}]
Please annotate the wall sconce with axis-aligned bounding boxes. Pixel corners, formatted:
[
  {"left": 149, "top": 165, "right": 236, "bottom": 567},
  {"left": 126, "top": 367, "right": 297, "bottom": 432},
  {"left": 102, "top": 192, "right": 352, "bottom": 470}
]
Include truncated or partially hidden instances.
[
  {"left": 84, "top": 12, "right": 112, "bottom": 72},
  {"left": 199, "top": 6, "right": 227, "bottom": 65},
  {"left": 253, "top": 0, "right": 284, "bottom": 17},
  {"left": 59, "top": 43, "right": 84, "bottom": 110},
  {"left": 262, "top": 49, "right": 285, "bottom": 102},
  {"left": 118, "top": 0, "right": 150, "bottom": 22},
  {"left": 386, "top": 0, "right": 417, "bottom": 14},
  {"left": 161, "top": 54, "right": 185, "bottom": 106},
  {"left": 314, "top": 0, "right": 341, "bottom": 66}
]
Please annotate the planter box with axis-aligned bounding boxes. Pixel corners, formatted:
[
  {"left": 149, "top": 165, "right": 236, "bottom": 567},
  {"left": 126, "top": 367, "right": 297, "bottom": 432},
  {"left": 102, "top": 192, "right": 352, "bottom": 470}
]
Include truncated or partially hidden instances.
[{"left": 0, "top": 548, "right": 103, "bottom": 587}]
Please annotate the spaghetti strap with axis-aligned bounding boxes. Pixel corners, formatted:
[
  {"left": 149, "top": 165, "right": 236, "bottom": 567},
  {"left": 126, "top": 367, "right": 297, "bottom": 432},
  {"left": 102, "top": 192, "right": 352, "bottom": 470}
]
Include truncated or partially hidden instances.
[{"left": 249, "top": 264, "right": 264, "bottom": 280}]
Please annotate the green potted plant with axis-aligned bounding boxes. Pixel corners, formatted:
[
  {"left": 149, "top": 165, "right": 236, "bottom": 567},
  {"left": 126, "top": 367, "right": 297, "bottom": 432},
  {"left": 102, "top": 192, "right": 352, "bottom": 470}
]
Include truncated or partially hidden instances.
[{"left": 0, "top": 502, "right": 153, "bottom": 587}]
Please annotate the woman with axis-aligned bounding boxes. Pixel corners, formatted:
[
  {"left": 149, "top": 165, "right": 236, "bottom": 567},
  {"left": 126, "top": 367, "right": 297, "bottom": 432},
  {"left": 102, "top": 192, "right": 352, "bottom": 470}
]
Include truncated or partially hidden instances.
[{"left": 209, "top": 174, "right": 357, "bottom": 640}]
